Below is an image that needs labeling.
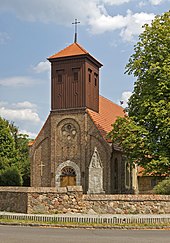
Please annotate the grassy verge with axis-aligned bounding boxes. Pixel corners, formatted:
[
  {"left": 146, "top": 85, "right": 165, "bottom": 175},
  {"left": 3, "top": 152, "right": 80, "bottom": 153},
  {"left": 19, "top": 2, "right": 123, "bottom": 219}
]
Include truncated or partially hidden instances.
[{"left": 0, "top": 218, "right": 170, "bottom": 229}]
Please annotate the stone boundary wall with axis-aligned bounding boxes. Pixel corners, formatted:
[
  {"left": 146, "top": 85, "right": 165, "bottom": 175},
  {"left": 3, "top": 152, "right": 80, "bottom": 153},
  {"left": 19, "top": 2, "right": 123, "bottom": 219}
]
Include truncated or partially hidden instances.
[{"left": 0, "top": 187, "right": 170, "bottom": 214}]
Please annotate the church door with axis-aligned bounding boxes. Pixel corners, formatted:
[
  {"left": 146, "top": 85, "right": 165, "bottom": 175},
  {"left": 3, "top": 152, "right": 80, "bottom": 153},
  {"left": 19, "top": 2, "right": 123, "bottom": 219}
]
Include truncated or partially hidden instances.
[{"left": 60, "top": 166, "right": 76, "bottom": 187}]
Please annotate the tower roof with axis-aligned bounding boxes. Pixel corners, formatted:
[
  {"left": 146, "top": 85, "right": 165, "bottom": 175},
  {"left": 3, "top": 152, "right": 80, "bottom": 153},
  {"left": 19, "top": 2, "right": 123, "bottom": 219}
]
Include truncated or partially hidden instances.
[
  {"left": 48, "top": 42, "right": 87, "bottom": 59},
  {"left": 48, "top": 42, "right": 102, "bottom": 66}
]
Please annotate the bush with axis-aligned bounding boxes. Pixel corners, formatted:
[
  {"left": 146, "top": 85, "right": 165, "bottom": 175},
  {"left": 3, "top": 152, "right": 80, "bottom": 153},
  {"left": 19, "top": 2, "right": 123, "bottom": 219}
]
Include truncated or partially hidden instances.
[
  {"left": 153, "top": 177, "right": 170, "bottom": 195},
  {"left": 0, "top": 167, "right": 23, "bottom": 186}
]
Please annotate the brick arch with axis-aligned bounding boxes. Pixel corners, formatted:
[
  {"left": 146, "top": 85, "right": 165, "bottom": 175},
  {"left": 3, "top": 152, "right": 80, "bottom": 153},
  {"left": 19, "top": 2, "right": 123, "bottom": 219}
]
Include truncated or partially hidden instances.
[
  {"left": 55, "top": 160, "right": 81, "bottom": 187},
  {"left": 56, "top": 117, "right": 80, "bottom": 132}
]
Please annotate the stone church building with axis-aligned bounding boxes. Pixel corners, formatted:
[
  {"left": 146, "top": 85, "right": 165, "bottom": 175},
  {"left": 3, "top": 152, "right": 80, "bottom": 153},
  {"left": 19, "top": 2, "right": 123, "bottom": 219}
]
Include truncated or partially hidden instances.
[{"left": 30, "top": 41, "right": 136, "bottom": 194}]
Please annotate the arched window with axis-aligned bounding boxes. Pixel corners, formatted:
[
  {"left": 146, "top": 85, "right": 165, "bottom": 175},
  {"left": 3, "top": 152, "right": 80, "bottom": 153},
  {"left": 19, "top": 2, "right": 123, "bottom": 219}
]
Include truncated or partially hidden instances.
[
  {"left": 125, "top": 163, "right": 130, "bottom": 188},
  {"left": 61, "top": 166, "right": 76, "bottom": 176}
]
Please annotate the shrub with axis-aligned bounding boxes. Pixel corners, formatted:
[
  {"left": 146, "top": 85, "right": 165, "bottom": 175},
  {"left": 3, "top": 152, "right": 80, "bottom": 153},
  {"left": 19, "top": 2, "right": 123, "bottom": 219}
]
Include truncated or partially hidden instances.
[
  {"left": 0, "top": 167, "right": 23, "bottom": 186},
  {"left": 153, "top": 177, "right": 170, "bottom": 195}
]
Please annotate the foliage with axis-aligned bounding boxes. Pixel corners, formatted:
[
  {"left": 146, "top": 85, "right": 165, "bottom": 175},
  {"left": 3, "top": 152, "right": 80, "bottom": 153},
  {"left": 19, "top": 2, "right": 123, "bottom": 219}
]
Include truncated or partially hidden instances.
[
  {"left": 0, "top": 116, "right": 31, "bottom": 186},
  {"left": 109, "top": 11, "right": 170, "bottom": 175},
  {"left": 0, "top": 117, "right": 17, "bottom": 167},
  {"left": 153, "top": 177, "right": 170, "bottom": 195},
  {"left": 0, "top": 167, "right": 23, "bottom": 186}
]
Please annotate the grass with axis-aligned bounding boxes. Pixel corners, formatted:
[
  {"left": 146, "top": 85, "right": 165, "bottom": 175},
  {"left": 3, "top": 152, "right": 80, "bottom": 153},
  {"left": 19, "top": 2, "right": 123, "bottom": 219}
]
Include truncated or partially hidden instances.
[{"left": 0, "top": 218, "right": 170, "bottom": 228}]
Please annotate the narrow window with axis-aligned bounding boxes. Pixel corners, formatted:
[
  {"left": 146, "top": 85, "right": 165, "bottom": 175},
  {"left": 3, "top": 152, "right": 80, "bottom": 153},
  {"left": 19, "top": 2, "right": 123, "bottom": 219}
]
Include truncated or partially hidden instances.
[
  {"left": 94, "top": 73, "right": 98, "bottom": 86},
  {"left": 89, "top": 73, "right": 91, "bottom": 82},
  {"left": 88, "top": 68, "right": 92, "bottom": 82},
  {"left": 74, "top": 72, "right": 78, "bottom": 81},
  {"left": 125, "top": 163, "right": 130, "bottom": 188},
  {"left": 58, "top": 74, "right": 62, "bottom": 83},
  {"left": 72, "top": 68, "right": 80, "bottom": 82},
  {"left": 56, "top": 69, "right": 64, "bottom": 83}
]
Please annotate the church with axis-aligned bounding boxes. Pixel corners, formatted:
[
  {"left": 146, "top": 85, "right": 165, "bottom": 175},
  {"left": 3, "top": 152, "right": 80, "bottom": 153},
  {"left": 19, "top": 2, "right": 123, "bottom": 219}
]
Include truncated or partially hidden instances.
[{"left": 29, "top": 38, "right": 136, "bottom": 194}]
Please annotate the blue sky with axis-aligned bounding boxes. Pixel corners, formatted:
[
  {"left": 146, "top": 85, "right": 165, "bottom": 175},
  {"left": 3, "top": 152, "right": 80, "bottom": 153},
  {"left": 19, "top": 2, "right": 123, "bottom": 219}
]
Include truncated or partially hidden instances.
[{"left": 0, "top": 0, "right": 169, "bottom": 137}]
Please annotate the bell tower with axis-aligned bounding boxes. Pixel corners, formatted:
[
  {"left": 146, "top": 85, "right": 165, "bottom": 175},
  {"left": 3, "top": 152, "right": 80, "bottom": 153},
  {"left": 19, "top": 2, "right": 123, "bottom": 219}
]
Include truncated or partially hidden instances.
[{"left": 48, "top": 42, "right": 102, "bottom": 113}]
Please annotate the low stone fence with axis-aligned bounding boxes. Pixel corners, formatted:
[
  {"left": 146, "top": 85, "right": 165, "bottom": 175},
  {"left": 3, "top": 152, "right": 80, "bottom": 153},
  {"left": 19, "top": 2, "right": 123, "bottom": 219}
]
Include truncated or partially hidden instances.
[{"left": 0, "top": 187, "right": 170, "bottom": 214}]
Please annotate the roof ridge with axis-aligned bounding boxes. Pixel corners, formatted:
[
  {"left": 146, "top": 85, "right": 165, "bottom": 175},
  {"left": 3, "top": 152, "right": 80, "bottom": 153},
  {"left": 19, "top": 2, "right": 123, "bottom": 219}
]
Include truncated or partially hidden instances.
[{"left": 75, "top": 42, "right": 88, "bottom": 54}]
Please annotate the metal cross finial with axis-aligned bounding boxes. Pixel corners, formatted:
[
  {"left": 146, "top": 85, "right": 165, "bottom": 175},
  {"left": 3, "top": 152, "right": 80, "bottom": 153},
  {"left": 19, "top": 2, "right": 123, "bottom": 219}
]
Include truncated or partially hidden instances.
[{"left": 72, "top": 19, "right": 80, "bottom": 43}]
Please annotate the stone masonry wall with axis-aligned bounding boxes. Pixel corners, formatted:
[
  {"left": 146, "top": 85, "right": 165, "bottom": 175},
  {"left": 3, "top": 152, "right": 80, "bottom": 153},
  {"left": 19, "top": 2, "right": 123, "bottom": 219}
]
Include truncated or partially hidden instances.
[
  {"left": 0, "top": 187, "right": 170, "bottom": 214},
  {"left": 0, "top": 187, "right": 28, "bottom": 213}
]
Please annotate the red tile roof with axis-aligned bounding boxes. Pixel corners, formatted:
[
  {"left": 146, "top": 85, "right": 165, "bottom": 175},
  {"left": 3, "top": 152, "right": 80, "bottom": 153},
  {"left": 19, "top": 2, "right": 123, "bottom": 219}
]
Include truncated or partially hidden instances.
[
  {"left": 48, "top": 42, "right": 88, "bottom": 59},
  {"left": 87, "top": 96, "right": 125, "bottom": 140}
]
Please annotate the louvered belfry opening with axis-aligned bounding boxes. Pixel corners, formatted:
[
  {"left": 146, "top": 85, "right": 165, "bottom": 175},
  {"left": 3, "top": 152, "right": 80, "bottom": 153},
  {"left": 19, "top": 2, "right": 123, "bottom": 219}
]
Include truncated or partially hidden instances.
[{"left": 48, "top": 42, "right": 102, "bottom": 113}]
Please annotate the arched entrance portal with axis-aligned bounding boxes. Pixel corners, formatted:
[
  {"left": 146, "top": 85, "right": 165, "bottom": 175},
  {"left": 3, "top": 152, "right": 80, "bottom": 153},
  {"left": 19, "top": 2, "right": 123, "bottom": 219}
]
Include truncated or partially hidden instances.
[
  {"left": 60, "top": 166, "right": 76, "bottom": 187},
  {"left": 55, "top": 160, "right": 81, "bottom": 187}
]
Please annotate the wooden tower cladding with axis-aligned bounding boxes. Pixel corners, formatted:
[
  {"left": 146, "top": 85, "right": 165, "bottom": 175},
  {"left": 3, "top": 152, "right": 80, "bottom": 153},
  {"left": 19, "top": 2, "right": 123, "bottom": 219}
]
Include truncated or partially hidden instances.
[{"left": 48, "top": 43, "right": 102, "bottom": 113}]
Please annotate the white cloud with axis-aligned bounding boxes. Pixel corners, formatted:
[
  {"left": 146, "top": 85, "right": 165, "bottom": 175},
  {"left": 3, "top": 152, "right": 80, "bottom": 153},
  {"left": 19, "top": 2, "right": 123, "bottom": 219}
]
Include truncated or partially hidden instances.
[
  {"left": 149, "top": 0, "right": 164, "bottom": 5},
  {"left": 101, "top": 0, "right": 130, "bottom": 5},
  {"left": 13, "top": 101, "right": 37, "bottom": 110},
  {"left": 89, "top": 14, "right": 127, "bottom": 34},
  {"left": 0, "top": 0, "right": 132, "bottom": 24},
  {"left": 0, "top": 100, "right": 43, "bottom": 138},
  {"left": 0, "top": 1, "right": 155, "bottom": 42},
  {"left": 90, "top": 10, "right": 155, "bottom": 41},
  {"left": 0, "top": 106, "right": 41, "bottom": 123},
  {"left": 120, "top": 11, "right": 155, "bottom": 41},
  {"left": 120, "top": 91, "right": 132, "bottom": 108},
  {"left": 0, "top": 76, "right": 41, "bottom": 87},
  {"left": 0, "top": 32, "right": 10, "bottom": 44},
  {"left": 19, "top": 129, "right": 37, "bottom": 138},
  {"left": 33, "top": 60, "right": 51, "bottom": 74}
]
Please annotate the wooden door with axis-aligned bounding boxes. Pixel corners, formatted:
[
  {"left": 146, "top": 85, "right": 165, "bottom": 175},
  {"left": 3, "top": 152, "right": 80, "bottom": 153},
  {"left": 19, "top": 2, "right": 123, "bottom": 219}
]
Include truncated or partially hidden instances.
[{"left": 60, "top": 176, "right": 76, "bottom": 187}]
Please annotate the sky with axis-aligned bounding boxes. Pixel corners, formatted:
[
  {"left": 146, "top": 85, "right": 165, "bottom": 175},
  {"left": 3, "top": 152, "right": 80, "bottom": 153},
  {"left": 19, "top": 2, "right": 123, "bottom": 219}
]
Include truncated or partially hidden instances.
[{"left": 0, "top": 0, "right": 169, "bottom": 138}]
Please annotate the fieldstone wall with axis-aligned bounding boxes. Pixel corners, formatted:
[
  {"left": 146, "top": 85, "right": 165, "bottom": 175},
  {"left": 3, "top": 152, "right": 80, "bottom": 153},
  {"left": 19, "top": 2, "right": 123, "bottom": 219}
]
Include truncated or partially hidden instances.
[
  {"left": 0, "top": 187, "right": 170, "bottom": 214},
  {"left": 0, "top": 187, "right": 28, "bottom": 213}
]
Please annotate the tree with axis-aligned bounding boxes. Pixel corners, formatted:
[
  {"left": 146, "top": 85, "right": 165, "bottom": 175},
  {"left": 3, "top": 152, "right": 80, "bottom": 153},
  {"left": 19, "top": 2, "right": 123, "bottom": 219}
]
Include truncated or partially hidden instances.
[
  {"left": 0, "top": 167, "right": 22, "bottom": 186},
  {"left": 0, "top": 117, "right": 17, "bottom": 170},
  {"left": 109, "top": 11, "right": 170, "bottom": 175},
  {"left": 0, "top": 116, "right": 31, "bottom": 185},
  {"left": 153, "top": 177, "right": 170, "bottom": 195}
]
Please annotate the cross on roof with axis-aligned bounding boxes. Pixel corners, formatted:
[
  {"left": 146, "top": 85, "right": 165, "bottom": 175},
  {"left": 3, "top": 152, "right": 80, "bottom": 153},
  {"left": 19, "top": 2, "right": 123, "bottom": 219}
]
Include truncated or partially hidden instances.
[{"left": 72, "top": 19, "right": 80, "bottom": 43}]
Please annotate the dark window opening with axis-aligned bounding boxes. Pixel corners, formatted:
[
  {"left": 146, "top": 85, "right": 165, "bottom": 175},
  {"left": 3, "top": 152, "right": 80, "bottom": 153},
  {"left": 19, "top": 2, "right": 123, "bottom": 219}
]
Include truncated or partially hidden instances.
[
  {"left": 89, "top": 73, "right": 91, "bottom": 82},
  {"left": 72, "top": 68, "right": 80, "bottom": 82},
  {"left": 88, "top": 68, "right": 92, "bottom": 82},
  {"left": 56, "top": 69, "right": 64, "bottom": 83},
  {"left": 94, "top": 73, "right": 98, "bottom": 86},
  {"left": 74, "top": 72, "right": 78, "bottom": 81},
  {"left": 58, "top": 74, "right": 62, "bottom": 83},
  {"left": 94, "top": 77, "right": 97, "bottom": 86}
]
